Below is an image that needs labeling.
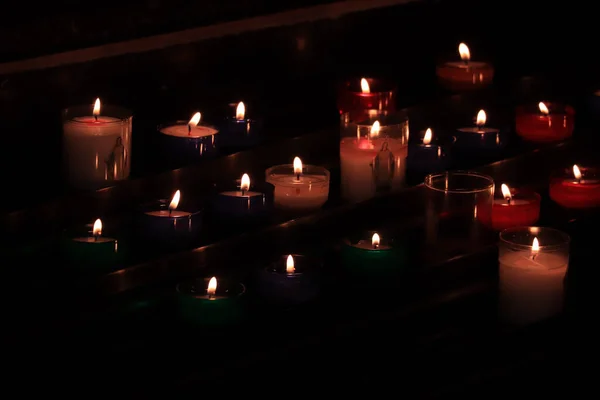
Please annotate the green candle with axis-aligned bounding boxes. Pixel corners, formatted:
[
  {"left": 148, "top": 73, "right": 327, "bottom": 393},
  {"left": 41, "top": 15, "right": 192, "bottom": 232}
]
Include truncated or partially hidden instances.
[
  {"left": 63, "top": 219, "right": 121, "bottom": 269},
  {"left": 177, "top": 276, "right": 246, "bottom": 326},
  {"left": 341, "top": 231, "right": 406, "bottom": 281}
]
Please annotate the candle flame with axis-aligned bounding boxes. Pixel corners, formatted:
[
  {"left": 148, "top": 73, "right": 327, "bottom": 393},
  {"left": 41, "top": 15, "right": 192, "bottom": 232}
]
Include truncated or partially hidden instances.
[
  {"left": 241, "top": 173, "right": 250, "bottom": 191},
  {"left": 93, "top": 218, "right": 102, "bottom": 236},
  {"left": 169, "top": 190, "right": 180, "bottom": 210},
  {"left": 500, "top": 184, "right": 512, "bottom": 201},
  {"left": 188, "top": 112, "right": 201, "bottom": 127},
  {"left": 476, "top": 109, "right": 486, "bottom": 127},
  {"left": 458, "top": 43, "right": 470, "bottom": 61},
  {"left": 538, "top": 102, "right": 549, "bottom": 115},
  {"left": 573, "top": 164, "right": 582, "bottom": 180},
  {"left": 423, "top": 128, "right": 433, "bottom": 145},
  {"left": 531, "top": 237, "right": 540, "bottom": 258},
  {"left": 293, "top": 157, "right": 303, "bottom": 176},
  {"left": 236, "top": 102, "right": 245, "bottom": 120},
  {"left": 371, "top": 120, "right": 380, "bottom": 136},
  {"left": 286, "top": 255, "right": 295, "bottom": 274},
  {"left": 93, "top": 98, "right": 101, "bottom": 116},
  {"left": 207, "top": 277, "right": 217, "bottom": 296},
  {"left": 372, "top": 233, "right": 380, "bottom": 248},
  {"left": 360, "top": 78, "right": 370, "bottom": 94}
]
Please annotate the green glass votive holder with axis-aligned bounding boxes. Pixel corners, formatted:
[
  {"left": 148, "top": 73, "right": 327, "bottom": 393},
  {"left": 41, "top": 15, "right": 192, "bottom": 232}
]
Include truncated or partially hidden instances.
[
  {"left": 176, "top": 276, "right": 246, "bottom": 326},
  {"left": 341, "top": 230, "right": 406, "bottom": 283},
  {"left": 62, "top": 219, "right": 122, "bottom": 269}
]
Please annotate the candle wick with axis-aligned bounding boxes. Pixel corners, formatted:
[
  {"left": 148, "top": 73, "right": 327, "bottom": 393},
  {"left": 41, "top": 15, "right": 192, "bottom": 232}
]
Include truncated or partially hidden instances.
[
  {"left": 531, "top": 253, "right": 537, "bottom": 261},
  {"left": 373, "top": 243, "right": 379, "bottom": 249},
  {"left": 94, "top": 233, "right": 99, "bottom": 242},
  {"left": 94, "top": 115, "right": 98, "bottom": 122},
  {"left": 296, "top": 174, "right": 301, "bottom": 181},
  {"left": 505, "top": 197, "right": 511, "bottom": 205},
  {"left": 168, "top": 208, "right": 172, "bottom": 217},
  {"left": 463, "top": 59, "right": 469, "bottom": 66},
  {"left": 241, "top": 189, "right": 246, "bottom": 196},
  {"left": 188, "top": 124, "right": 192, "bottom": 135}
]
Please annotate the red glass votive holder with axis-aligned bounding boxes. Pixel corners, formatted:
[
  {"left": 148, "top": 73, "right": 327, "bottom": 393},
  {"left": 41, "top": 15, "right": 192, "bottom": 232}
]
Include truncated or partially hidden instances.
[
  {"left": 515, "top": 102, "right": 575, "bottom": 143},
  {"left": 338, "top": 78, "right": 395, "bottom": 116},
  {"left": 478, "top": 187, "right": 541, "bottom": 231},
  {"left": 549, "top": 166, "right": 600, "bottom": 209},
  {"left": 436, "top": 61, "right": 494, "bottom": 91}
]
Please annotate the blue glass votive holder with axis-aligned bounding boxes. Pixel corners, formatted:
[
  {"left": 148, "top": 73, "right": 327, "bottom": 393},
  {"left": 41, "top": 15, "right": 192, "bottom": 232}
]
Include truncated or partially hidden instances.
[
  {"left": 219, "top": 102, "right": 263, "bottom": 152},
  {"left": 157, "top": 119, "right": 220, "bottom": 165},
  {"left": 407, "top": 128, "right": 455, "bottom": 177},
  {"left": 453, "top": 109, "right": 507, "bottom": 154},
  {"left": 211, "top": 175, "right": 274, "bottom": 222}
]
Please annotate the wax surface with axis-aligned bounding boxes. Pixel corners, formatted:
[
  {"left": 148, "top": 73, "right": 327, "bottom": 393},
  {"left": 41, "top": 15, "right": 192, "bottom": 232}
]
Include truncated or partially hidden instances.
[
  {"left": 515, "top": 108, "right": 574, "bottom": 142},
  {"left": 457, "top": 127, "right": 499, "bottom": 134},
  {"left": 219, "top": 191, "right": 262, "bottom": 198},
  {"left": 145, "top": 210, "right": 192, "bottom": 218},
  {"left": 338, "top": 79, "right": 395, "bottom": 114},
  {"left": 436, "top": 61, "right": 494, "bottom": 90},
  {"left": 160, "top": 124, "right": 218, "bottom": 138},
  {"left": 478, "top": 194, "right": 540, "bottom": 231},
  {"left": 499, "top": 251, "right": 568, "bottom": 325},
  {"left": 72, "top": 236, "right": 115, "bottom": 243},
  {"left": 549, "top": 178, "right": 600, "bottom": 209},
  {"left": 351, "top": 240, "right": 392, "bottom": 250},
  {"left": 268, "top": 173, "right": 329, "bottom": 210}
]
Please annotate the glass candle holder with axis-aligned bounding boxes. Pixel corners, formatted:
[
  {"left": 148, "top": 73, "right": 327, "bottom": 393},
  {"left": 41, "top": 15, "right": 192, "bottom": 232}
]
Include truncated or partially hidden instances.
[
  {"left": 337, "top": 77, "right": 395, "bottom": 116},
  {"left": 62, "top": 218, "right": 121, "bottom": 269},
  {"left": 424, "top": 171, "right": 494, "bottom": 246},
  {"left": 212, "top": 175, "right": 274, "bottom": 220},
  {"left": 265, "top": 160, "right": 330, "bottom": 212},
  {"left": 436, "top": 43, "right": 494, "bottom": 91},
  {"left": 157, "top": 118, "right": 220, "bottom": 165},
  {"left": 62, "top": 102, "right": 132, "bottom": 190},
  {"left": 515, "top": 102, "right": 575, "bottom": 143},
  {"left": 549, "top": 165, "right": 600, "bottom": 209},
  {"left": 220, "top": 101, "right": 263, "bottom": 151},
  {"left": 454, "top": 109, "right": 507, "bottom": 153},
  {"left": 339, "top": 112, "right": 409, "bottom": 203},
  {"left": 177, "top": 276, "right": 246, "bottom": 326},
  {"left": 406, "top": 128, "right": 455, "bottom": 176},
  {"left": 254, "top": 254, "right": 320, "bottom": 305},
  {"left": 498, "top": 227, "right": 570, "bottom": 326},
  {"left": 477, "top": 184, "right": 541, "bottom": 231}
]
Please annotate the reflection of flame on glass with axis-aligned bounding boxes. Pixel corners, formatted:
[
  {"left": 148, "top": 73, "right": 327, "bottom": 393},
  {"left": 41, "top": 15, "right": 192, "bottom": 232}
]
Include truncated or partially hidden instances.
[
  {"left": 501, "top": 183, "right": 512, "bottom": 204},
  {"left": 538, "top": 102, "right": 549, "bottom": 115},
  {"left": 169, "top": 190, "right": 180, "bottom": 210},
  {"left": 236, "top": 102, "right": 245, "bottom": 120},
  {"left": 188, "top": 112, "right": 201, "bottom": 127},
  {"left": 459, "top": 43, "right": 470, "bottom": 61},
  {"left": 207, "top": 277, "right": 217, "bottom": 298},
  {"left": 531, "top": 237, "right": 539, "bottom": 260},
  {"left": 361, "top": 78, "right": 370, "bottom": 94},
  {"left": 423, "top": 128, "right": 432, "bottom": 145},
  {"left": 476, "top": 110, "right": 486, "bottom": 128},
  {"left": 286, "top": 255, "right": 295, "bottom": 274},
  {"left": 241, "top": 173, "right": 250, "bottom": 192},
  {"left": 372, "top": 233, "right": 380, "bottom": 249},
  {"left": 293, "top": 157, "right": 303, "bottom": 179},
  {"left": 93, "top": 219, "right": 102, "bottom": 236},
  {"left": 573, "top": 164, "right": 582, "bottom": 181},
  {"left": 370, "top": 120, "right": 380, "bottom": 137},
  {"left": 93, "top": 98, "right": 101, "bottom": 116}
]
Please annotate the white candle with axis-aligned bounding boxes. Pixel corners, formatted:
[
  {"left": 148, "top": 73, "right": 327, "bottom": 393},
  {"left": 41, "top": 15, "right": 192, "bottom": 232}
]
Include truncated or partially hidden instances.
[
  {"left": 266, "top": 157, "right": 330, "bottom": 211},
  {"left": 499, "top": 248, "right": 568, "bottom": 325},
  {"left": 339, "top": 137, "right": 407, "bottom": 203},
  {"left": 160, "top": 124, "right": 218, "bottom": 139},
  {"left": 63, "top": 99, "right": 132, "bottom": 189}
]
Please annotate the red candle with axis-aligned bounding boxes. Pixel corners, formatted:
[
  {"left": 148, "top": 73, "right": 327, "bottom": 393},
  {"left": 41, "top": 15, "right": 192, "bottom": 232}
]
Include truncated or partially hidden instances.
[
  {"left": 478, "top": 184, "right": 540, "bottom": 231},
  {"left": 338, "top": 77, "right": 395, "bottom": 116},
  {"left": 436, "top": 43, "right": 494, "bottom": 91},
  {"left": 515, "top": 102, "right": 574, "bottom": 142},
  {"left": 549, "top": 165, "right": 600, "bottom": 209}
]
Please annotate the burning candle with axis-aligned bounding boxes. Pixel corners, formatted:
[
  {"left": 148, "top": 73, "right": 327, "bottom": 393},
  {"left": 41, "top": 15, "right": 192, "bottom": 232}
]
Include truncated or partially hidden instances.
[
  {"left": 219, "top": 101, "right": 263, "bottom": 151},
  {"left": 406, "top": 128, "right": 455, "bottom": 177},
  {"left": 455, "top": 109, "right": 506, "bottom": 152},
  {"left": 213, "top": 173, "right": 273, "bottom": 219},
  {"left": 63, "top": 218, "right": 120, "bottom": 268},
  {"left": 499, "top": 227, "right": 570, "bottom": 325},
  {"left": 158, "top": 112, "right": 220, "bottom": 165},
  {"left": 549, "top": 164, "right": 600, "bottom": 209},
  {"left": 265, "top": 157, "right": 330, "bottom": 211},
  {"left": 255, "top": 254, "right": 320, "bottom": 305},
  {"left": 477, "top": 184, "right": 541, "bottom": 231},
  {"left": 62, "top": 98, "right": 132, "bottom": 190},
  {"left": 339, "top": 114, "right": 409, "bottom": 203},
  {"left": 515, "top": 101, "right": 575, "bottom": 142},
  {"left": 177, "top": 276, "right": 246, "bottom": 326},
  {"left": 338, "top": 77, "right": 396, "bottom": 118},
  {"left": 436, "top": 42, "right": 494, "bottom": 91},
  {"left": 139, "top": 190, "right": 202, "bottom": 245},
  {"left": 341, "top": 232, "right": 406, "bottom": 281}
]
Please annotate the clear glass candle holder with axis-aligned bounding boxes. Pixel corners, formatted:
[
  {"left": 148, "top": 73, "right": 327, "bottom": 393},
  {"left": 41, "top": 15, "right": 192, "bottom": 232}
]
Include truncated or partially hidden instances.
[
  {"left": 62, "top": 104, "right": 132, "bottom": 190},
  {"left": 266, "top": 164, "right": 330, "bottom": 211},
  {"left": 339, "top": 112, "right": 409, "bottom": 203},
  {"left": 424, "top": 171, "right": 494, "bottom": 247},
  {"left": 498, "top": 227, "right": 570, "bottom": 326}
]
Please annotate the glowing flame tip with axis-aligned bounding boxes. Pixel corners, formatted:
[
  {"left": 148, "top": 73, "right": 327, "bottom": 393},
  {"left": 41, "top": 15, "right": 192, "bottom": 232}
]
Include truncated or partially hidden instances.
[
  {"left": 532, "top": 237, "right": 540, "bottom": 252},
  {"left": 371, "top": 120, "right": 381, "bottom": 136},
  {"left": 189, "top": 112, "right": 201, "bottom": 127},
  {"left": 573, "top": 164, "right": 582, "bottom": 180},
  {"left": 169, "top": 190, "right": 181, "bottom": 210},
  {"left": 286, "top": 255, "right": 295, "bottom": 274},
  {"left": 236, "top": 102, "right": 245, "bottom": 120},
  {"left": 500, "top": 184, "right": 512, "bottom": 200},
  {"left": 207, "top": 277, "right": 217, "bottom": 296},
  {"left": 423, "top": 128, "right": 433, "bottom": 145},
  {"left": 360, "top": 78, "right": 370, "bottom": 94},
  {"left": 241, "top": 173, "right": 250, "bottom": 191},
  {"left": 293, "top": 157, "right": 303, "bottom": 176},
  {"left": 93, "top": 98, "right": 101, "bottom": 116},
  {"left": 476, "top": 109, "right": 486, "bottom": 126},
  {"left": 93, "top": 219, "right": 102, "bottom": 236},
  {"left": 458, "top": 43, "right": 470, "bottom": 61},
  {"left": 372, "top": 233, "right": 380, "bottom": 248},
  {"left": 538, "top": 102, "right": 549, "bottom": 115}
]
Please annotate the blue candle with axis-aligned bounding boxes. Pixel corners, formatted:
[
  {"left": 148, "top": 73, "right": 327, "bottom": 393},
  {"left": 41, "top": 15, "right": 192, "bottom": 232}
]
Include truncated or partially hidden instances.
[
  {"left": 254, "top": 254, "right": 320, "bottom": 305},
  {"left": 63, "top": 218, "right": 120, "bottom": 268},
  {"left": 454, "top": 109, "right": 507, "bottom": 152},
  {"left": 219, "top": 102, "right": 263, "bottom": 151},
  {"left": 177, "top": 276, "right": 246, "bottom": 326},
  {"left": 138, "top": 190, "right": 202, "bottom": 246},
  {"left": 213, "top": 173, "right": 273, "bottom": 220},
  {"left": 157, "top": 112, "right": 220, "bottom": 165},
  {"left": 407, "top": 128, "right": 454, "bottom": 175}
]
